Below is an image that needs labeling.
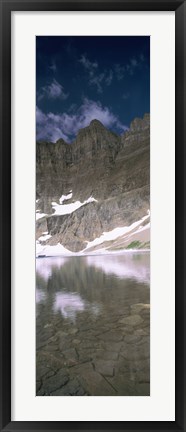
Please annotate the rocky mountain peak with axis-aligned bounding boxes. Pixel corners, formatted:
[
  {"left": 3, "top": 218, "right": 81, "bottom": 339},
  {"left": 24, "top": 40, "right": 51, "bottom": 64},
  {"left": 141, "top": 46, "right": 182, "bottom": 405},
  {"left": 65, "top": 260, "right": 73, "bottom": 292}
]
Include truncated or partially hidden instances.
[
  {"left": 36, "top": 113, "right": 150, "bottom": 245},
  {"left": 130, "top": 113, "right": 150, "bottom": 132},
  {"left": 89, "top": 119, "right": 105, "bottom": 128},
  {"left": 75, "top": 118, "right": 106, "bottom": 140},
  {"left": 55, "top": 137, "right": 68, "bottom": 145},
  {"left": 72, "top": 118, "right": 120, "bottom": 162}
]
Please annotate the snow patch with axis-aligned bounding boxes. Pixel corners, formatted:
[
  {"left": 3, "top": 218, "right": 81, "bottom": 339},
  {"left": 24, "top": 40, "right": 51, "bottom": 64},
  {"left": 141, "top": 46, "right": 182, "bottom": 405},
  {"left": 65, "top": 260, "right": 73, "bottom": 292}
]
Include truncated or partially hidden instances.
[
  {"left": 36, "top": 242, "right": 74, "bottom": 257},
  {"left": 38, "top": 233, "right": 52, "bottom": 242},
  {"left": 59, "top": 191, "right": 73, "bottom": 204},
  {"left": 84, "top": 214, "right": 150, "bottom": 251},
  {"left": 52, "top": 196, "right": 97, "bottom": 216},
  {"left": 132, "top": 222, "right": 150, "bottom": 235},
  {"left": 36, "top": 212, "right": 46, "bottom": 221},
  {"left": 36, "top": 212, "right": 150, "bottom": 257}
]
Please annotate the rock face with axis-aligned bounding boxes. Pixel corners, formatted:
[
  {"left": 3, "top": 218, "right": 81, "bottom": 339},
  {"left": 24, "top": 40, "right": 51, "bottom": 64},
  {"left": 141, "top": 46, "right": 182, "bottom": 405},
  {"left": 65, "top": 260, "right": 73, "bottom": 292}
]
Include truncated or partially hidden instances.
[{"left": 36, "top": 113, "right": 150, "bottom": 252}]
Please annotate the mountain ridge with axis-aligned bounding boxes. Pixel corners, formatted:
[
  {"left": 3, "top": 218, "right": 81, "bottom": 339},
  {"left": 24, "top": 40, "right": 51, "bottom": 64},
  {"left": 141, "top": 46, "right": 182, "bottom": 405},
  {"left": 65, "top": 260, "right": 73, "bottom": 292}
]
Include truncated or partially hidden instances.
[
  {"left": 37, "top": 113, "right": 149, "bottom": 146},
  {"left": 36, "top": 113, "right": 150, "bottom": 254}
]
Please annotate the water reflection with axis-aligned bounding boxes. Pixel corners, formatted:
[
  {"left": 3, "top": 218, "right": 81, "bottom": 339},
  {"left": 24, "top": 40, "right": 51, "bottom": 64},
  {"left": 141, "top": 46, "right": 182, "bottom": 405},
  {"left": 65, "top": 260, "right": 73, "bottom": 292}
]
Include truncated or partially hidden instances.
[
  {"left": 36, "top": 257, "right": 69, "bottom": 280},
  {"left": 52, "top": 292, "right": 101, "bottom": 320},
  {"left": 36, "top": 288, "right": 46, "bottom": 304},
  {"left": 36, "top": 253, "right": 150, "bottom": 396},
  {"left": 53, "top": 292, "right": 85, "bottom": 318},
  {"left": 36, "top": 253, "right": 149, "bottom": 321},
  {"left": 36, "top": 252, "right": 150, "bottom": 284},
  {"left": 86, "top": 253, "right": 150, "bottom": 284}
]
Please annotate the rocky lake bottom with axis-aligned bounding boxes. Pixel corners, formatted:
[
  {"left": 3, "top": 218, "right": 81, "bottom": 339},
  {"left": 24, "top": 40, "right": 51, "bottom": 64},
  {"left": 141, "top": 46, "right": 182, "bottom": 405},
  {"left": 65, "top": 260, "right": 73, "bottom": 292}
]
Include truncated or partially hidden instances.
[{"left": 36, "top": 252, "right": 150, "bottom": 396}]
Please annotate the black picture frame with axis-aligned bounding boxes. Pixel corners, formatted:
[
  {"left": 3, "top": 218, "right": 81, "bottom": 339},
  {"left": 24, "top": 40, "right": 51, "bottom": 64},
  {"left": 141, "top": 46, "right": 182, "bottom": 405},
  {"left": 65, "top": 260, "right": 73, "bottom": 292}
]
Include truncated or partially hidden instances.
[{"left": 0, "top": 0, "right": 185, "bottom": 430}]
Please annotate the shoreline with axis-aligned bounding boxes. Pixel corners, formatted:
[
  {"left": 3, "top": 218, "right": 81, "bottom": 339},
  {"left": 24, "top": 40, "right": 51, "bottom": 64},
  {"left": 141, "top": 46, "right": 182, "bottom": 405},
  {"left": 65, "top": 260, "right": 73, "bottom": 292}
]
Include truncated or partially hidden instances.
[{"left": 36, "top": 248, "right": 150, "bottom": 259}]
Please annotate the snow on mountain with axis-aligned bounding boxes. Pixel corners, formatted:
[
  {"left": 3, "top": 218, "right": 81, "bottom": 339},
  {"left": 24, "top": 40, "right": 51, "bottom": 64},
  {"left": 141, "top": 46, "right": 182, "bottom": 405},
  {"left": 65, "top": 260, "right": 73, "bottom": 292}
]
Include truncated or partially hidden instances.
[{"left": 36, "top": 114, "right": 150, "bottom": 256}]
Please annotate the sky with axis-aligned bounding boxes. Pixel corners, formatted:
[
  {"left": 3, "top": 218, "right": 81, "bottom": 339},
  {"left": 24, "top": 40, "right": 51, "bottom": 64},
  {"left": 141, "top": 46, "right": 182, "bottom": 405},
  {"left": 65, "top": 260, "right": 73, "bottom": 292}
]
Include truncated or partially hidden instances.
[{"left": 36, "top": 36, "right": 150, "bottom": 143}]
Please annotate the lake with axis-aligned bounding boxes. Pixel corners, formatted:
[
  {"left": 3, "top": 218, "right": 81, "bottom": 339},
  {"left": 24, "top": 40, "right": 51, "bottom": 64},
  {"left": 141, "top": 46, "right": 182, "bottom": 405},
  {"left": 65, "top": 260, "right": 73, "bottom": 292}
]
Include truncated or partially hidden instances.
[{"left": 36, "top": 252, "right": 150, "bottom": 396}]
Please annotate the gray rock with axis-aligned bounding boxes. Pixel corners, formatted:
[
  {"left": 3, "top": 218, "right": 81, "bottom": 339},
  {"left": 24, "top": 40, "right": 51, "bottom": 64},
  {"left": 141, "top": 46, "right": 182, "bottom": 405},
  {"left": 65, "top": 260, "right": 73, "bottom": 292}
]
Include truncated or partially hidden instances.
[
  {"left": 42, "top": 369, "right": 69, "bottom": 395},
  {"left": 119, "top": 315, "right": 143, "bottom": 326},
  {"left": 121, "top": 342, "right": 150, "bottom": 361},
  {"left": 51, "top": 378, "right": 86, "bottom": 396},
  {"left": 97, "top": 330, "right": 123, "bottom": 342},
  {"left": 124, "top": 334, "right": 142, "bottom": 344},
  {"left": 94, "top": 360, "right": 115, "bottom": 377},
  {"left": 136, "top": 382, "right": 150, "bottom": 396},
  {"left": 36, "top": 114, "right": 150, "bottom": 251},
  {"left": 131, "top": 303, "right": 150, "bottom": 314}
]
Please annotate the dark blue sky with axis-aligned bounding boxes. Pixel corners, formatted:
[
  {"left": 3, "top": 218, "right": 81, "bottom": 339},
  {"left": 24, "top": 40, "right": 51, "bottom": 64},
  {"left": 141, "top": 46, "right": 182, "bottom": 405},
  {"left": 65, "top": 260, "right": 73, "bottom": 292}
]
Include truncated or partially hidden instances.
[{"left": 36, "top": 36, "right": 150, "bottom": 142}]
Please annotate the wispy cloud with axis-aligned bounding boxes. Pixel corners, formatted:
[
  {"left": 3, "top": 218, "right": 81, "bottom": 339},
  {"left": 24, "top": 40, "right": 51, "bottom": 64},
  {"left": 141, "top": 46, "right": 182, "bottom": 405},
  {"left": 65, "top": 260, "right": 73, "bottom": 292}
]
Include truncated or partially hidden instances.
[
  {"left": 79, "top": 53, "right": 145, "bottom": 90},
  {"left": 114, "top": 64, "right": 126, "bottom": 81},
  {"left": 131, "top": 58, "right": 138, "bottom": 67},
  {"left": 105, "top": 69, "right": 113, "bottom": 86},
  {"left": 89, "top": 72, "right": 105, "bottom": 93},
  {"left": 122, "top": 92, "right": 130, "bottom": 100},
  {"left": 126, "top": 58, "right": 138, "bottom": 75},
  {"left": 114, "top": 54, "right": 145, "bottom": 80},
  {"left": 79, "top": 54, "right": 98, "bottom": 71},
  {"left": 140, "top": 53, "right": 145, "bottom": 62},
  {"left": 79, "top": 54, "right": 113, "bottom": 93},
  {"left": 37, "top": 79, "right": 69, "bottom": 101},
  {"left": 36, "top": 98, "right": 128, "bottom": 143},
  {"left": 49, "top": 61, "right": 57, "bottom": 72}
]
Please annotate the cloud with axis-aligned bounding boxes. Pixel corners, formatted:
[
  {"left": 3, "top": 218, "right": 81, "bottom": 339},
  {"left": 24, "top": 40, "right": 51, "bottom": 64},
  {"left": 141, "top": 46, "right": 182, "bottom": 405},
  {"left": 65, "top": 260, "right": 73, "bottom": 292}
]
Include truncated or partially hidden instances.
[
  {"left": 131, "top": 58, "right": 138, "bottom": 67},
  {"left": 126, "top": 58, "right": 138, "bottom": 75},
  {"left": 89, "top": 72, "right": 105, "bottom": 93},
  {"left": 68, "top": 103, "right": 77, "bottom": 113},
  {"left": 79, "top": 53, "right": 146, "bottom": 91},
  {"left": 79, "top": 54, "right": 98, "bottom": 71},
  {"left": 36, "top": 107, "right": 69, "bottom": 142},
  {"left": 122, "top": 92, "right": 130, "bottom": 100},
  {"left": 140, "top": 53, "right": 145, "bottom": 62},
  {"left": 37, "top": 79, "right": 69, "bottom": 101},
  {"left": 114, "top": 55, "right": 144, "bottom": 80},
  {"left": 36, "top": 98, "right": 128, "bottom": 143},
  {"left": 105, "top": 70, "right": 113, "bottom": 86},
  {"left": 49, "top": 61, "right": 57, "bottom": 72},
  {"left": 79, "top": 54, "right": 113, "bottom": 93},
  {"left": 114, "top": 64, "right": 125, "bottom": 81}
]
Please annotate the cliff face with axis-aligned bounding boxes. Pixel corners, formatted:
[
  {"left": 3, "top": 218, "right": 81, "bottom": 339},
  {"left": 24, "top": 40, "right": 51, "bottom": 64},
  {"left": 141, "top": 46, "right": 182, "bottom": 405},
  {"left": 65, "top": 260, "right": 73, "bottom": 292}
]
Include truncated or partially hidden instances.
[
  {"left": 36, "top": 113, "right": 150, "bottom": 253},
  {"left": 36, "top": 119, "right": 121, "bottom": 212}
]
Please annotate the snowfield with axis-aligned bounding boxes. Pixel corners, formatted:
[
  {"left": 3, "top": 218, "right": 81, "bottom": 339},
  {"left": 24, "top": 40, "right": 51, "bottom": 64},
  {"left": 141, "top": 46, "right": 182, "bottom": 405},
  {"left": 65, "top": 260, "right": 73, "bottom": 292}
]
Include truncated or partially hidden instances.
[
  {"left": 36, "top": 210, "right": 150, "bottom": 257},
  {"left": 38, "top": 233, "right": 52, "bottom": 242},
  {"left": 52, "top": 196, "right": 97, "bottom": 216},
  {"left": 59, "top": 191, "right": 72, "bottom": 204},
  {"left": 36, "top": 193, "right": 97, "bottom": 221},
  {"left": 83, "top": 214, "right": 149, "bottom": 252},
  {"left": 36, "top": 212, "right": 46, "bottom": 221},
  {"left": 36, "top": 242, "right": 74, "bottom": 257}
]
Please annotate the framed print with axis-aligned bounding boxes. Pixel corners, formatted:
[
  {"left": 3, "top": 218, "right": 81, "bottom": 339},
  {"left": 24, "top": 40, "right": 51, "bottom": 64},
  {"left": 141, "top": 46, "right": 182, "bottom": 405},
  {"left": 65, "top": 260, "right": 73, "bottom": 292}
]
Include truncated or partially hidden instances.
[{"left": 0, "top": 0, "right": 185, "bottom": 430}]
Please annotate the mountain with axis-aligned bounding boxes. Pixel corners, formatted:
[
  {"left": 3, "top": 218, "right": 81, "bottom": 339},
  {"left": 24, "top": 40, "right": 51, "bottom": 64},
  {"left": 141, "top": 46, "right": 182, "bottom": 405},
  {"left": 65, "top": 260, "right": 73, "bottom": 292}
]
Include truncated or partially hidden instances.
[{"left": 36, "top": 113, "right": 150, "bottom": 255}]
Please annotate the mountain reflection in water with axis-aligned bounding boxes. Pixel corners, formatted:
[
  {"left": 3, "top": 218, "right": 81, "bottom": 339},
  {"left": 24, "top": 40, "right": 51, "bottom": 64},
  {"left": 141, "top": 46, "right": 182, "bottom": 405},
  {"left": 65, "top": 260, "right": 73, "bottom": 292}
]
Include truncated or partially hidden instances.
[
  {"left": 36, "top": 253, "right": 149, "bottom": 320},
  {"left": 36, "top": 252, "right": 150, "bottom": 396}
]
